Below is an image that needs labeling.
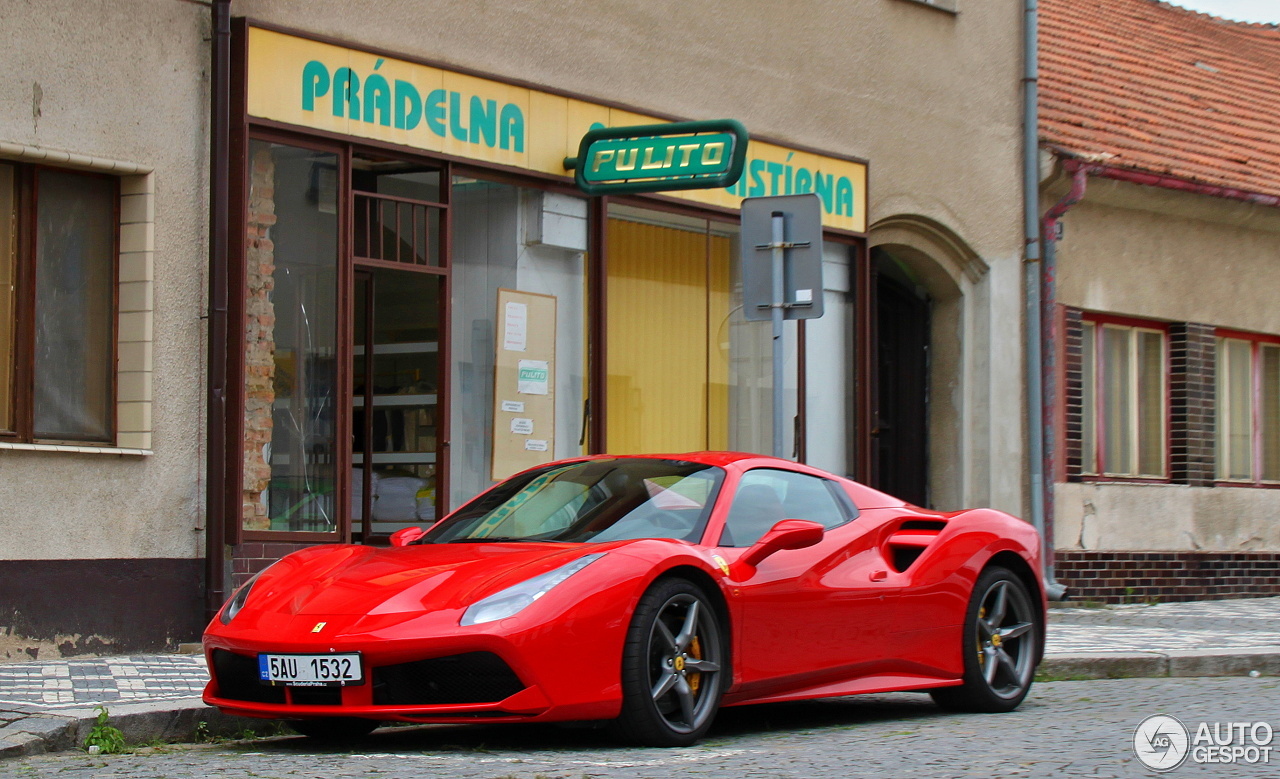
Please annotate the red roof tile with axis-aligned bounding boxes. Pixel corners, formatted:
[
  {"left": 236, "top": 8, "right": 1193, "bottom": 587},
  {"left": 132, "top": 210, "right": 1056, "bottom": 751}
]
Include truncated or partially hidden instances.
[{"left": 1040, "top": 0, "right": 1280, "bottom": 199}]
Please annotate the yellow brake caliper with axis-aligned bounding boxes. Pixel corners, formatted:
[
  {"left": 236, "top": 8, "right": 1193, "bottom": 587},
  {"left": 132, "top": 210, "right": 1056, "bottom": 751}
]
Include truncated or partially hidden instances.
[
  {"left": 688, "top": 636, "right": 703, "bottom": 694},
  {"left": 977, "top": 606, "right": 986, "bottom": 664}
]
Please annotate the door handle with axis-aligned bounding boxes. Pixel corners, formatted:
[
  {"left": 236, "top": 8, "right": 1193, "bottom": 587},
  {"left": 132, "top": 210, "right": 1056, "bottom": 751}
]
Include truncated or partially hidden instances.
[{"left": 870, "top": 570, "right": 888, "bottom": 582}]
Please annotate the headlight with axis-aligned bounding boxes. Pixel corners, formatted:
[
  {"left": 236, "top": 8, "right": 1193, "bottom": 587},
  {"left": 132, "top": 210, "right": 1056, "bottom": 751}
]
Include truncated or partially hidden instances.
[
  {"left": 218, "top": 566, "right": 271, "bottom": 625},
  {"left": 461, "top": 553, "right": 605, "bottom": 626}
]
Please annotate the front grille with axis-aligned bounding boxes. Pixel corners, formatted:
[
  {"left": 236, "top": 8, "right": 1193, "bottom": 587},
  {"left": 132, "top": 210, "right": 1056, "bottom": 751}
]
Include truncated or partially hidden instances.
[
  {"left": 289, "top": 685, "right": 343, "bottom": 706},
  {"left": 211, "top": 650, "right": 286, "bottom": 704},
  {"left": 373, "top": 652, "right": 525, "bottom": 705}
]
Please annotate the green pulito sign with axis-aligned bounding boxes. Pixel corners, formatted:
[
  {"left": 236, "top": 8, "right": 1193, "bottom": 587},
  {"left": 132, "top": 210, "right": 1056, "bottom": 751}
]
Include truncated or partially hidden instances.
[{"left": 565, "top": 119, "right": 748, "bottom": 195}]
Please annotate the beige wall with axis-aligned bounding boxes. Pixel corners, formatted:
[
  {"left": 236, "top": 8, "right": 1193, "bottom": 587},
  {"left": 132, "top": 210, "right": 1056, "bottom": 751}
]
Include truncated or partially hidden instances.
[
  {"left": 1047, "top": 171, "right": 1280, "bottom": 552},
  {"left": 233, "top": 0, "right": 1029, "bottom": 514},
  {"left": 236, "top": 0, "right": 1024, "bottom": 248},
  {"left": 0, "top": 1, "right": 210, "bottom": 560},
  {"left": 1056, "top": 482, "right": 1280, "bottom": 552},
  {"left": 0, "top": 1, "right": 1031, "bottom": 565},
  {"left": 1052, "top": 177, "right": 1280, "bottom": 331}
]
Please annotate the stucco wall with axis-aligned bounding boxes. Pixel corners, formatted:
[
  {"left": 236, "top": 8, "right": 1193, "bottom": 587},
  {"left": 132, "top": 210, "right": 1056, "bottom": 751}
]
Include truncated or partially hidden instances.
[
  {"left": 236, "top": 0, "right": 1024, "bottom": 254},
  {"left": 0, "top": 0, "right": 210, "bottom": 561},
  {"left": 1055, "top": 482, "right": 1280, "bottom": 552},
  {"left": 1053, "top": 178, "right": 1280, "bottom": 332},
  {"left": 1048, "top": 174, "right": 1280, "bottom": 553}
]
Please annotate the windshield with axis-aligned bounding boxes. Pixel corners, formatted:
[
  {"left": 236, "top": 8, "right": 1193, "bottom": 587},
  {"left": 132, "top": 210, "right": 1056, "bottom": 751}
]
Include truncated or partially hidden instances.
[{"left": 422, "top": 458, "right": 725, "bottom": 544}]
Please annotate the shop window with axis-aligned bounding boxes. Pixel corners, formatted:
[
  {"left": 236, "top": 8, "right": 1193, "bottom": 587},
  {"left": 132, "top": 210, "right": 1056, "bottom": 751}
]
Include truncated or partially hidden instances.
[
  {"left": 1215, "top": 332, "right": 1280, "bottom": 484},
  {"left": 0, "top": 162, "right": 119, "bottom": 444},
  {"left": 241, "top": 140, "right": 341, "bottom": 534},
  {"left": 605, "top": 205, "right": 784, "bottom": 457},
  {"left": 449, "top": 178, "right": 587, "bottom": 509},
  {"left": 1080, "top": 317, "right": 1167, "bottom": 478}
]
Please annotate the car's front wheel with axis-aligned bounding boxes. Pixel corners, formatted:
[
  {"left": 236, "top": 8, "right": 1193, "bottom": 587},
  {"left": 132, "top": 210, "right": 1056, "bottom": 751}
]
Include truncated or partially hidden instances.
[
  {"left": 613, "top": 577, "right": 727, "bottom": 746},
  {"left": 930, "top": 565, "right": 1040, "bottom": 712}
]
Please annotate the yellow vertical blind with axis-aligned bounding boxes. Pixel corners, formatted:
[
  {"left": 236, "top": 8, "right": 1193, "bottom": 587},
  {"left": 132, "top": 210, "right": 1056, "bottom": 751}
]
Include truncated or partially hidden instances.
[{"left": 606, "top": 217, "right": 729, "bottom": 453}]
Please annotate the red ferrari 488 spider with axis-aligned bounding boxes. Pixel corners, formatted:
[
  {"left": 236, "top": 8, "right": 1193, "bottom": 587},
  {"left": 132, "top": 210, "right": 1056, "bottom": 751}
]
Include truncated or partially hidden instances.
[{"left": 203, "top": 452, "right": 1046, "bottom": 746}]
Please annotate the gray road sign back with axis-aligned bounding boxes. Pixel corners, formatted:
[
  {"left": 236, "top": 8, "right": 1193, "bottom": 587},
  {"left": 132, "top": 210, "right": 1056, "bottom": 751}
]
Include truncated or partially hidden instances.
[{"left": 740, "top": 194, "right": 825, "bottom": 321}]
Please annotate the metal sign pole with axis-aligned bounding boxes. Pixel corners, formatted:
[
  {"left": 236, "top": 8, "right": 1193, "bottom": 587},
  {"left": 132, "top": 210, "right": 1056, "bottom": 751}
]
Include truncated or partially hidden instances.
[
  {"left": 743, "top": 194, "right": 821, "bottom": 461},
  {"left": 770, "top": 211, "right": 786, "bottom": 458}
]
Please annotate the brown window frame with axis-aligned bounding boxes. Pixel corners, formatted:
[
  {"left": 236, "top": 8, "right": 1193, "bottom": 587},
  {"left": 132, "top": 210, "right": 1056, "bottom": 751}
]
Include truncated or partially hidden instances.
[{"left": 0, "top": 162, "right": 120, "bottom": 446}]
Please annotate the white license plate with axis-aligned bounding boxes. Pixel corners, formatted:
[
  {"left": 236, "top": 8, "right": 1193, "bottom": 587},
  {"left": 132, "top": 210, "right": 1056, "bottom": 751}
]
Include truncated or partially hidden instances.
[{"left": 258, "top": 653, "right": 362, "bottom": 686}]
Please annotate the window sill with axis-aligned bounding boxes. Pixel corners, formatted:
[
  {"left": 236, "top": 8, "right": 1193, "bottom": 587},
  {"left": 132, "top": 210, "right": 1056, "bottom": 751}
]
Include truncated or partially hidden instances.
[
  {"left": 1214, "top": 480, "right": 1280, "bottom": 490},
  {"left": 894, "top": 0, "right": 958, "bottom": 15},
  {"left": 1076, "top": 475, "right": 1171, "bottom": 485},
  {"left": 0, "top": 441, "right": 152, "bottom": 456}
]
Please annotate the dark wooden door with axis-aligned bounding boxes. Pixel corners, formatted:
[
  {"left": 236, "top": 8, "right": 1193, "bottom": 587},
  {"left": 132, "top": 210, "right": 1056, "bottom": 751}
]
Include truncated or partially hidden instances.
[{"left": 873, "top": 273, "right": 930, "bottom": 506}]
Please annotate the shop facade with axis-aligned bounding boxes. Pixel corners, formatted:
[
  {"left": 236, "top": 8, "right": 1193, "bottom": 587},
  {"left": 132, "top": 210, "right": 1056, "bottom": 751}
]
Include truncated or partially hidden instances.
[
  {"left": 217, "top": 23, "right": 875, "bottom": 585},
  {"left": 2, "top": 0, "right": 1031, "bottom": 659}
]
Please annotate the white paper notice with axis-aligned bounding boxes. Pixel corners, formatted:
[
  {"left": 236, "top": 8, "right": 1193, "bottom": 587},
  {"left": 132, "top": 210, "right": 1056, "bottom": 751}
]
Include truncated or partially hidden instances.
[
  {"left": 524, "top": 439, "right": 548, "bottom": 452},
  {"left": 500, "top": 400, "right": 525, "bottom": 413},
  {"left": 517, "top": 359, "right": 550, "bottom": 395},
  {"left": 503, "top": 301, "right": 528, "bottom": 352},
  {"left": 510, "top": 417, "right": 534, "bottom": 435}
]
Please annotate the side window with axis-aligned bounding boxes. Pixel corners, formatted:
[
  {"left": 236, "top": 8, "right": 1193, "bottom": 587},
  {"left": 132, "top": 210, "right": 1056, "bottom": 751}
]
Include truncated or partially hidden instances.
[
  {"left": 719, "top": 469, "right": 850, "bottom": 547},
  {"left": 1, "top": 163, "right": 119, "bottom": 443}
]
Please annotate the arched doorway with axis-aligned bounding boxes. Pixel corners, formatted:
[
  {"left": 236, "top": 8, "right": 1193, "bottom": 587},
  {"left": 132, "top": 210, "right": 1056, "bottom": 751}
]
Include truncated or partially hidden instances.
[{"left": 868, "top": 214, "right": 987, "bottom": 511}]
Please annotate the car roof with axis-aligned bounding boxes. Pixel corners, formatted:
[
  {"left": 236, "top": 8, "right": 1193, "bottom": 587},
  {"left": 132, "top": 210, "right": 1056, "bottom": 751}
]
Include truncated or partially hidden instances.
[{"left": 557, "top": 451, "right": 910, "bottom": 509}]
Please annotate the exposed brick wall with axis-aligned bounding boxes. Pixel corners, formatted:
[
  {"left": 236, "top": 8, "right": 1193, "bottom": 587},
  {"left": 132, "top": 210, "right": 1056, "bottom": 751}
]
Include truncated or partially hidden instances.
[
  {"left": 242, "top": 147, "right": 278, "bottom": 531},
  {"left": 1056, "top": 551, "right": 1280, "bottom": 604},
  {"left": 1063, "top": 307, "right": 1084, "bottom": 480},
  {"left": 231, "top": 542, "right": 313, "bottom": 589},
  {"left": 1169, "top": 323, "right": 1216, "bottom": 486}
]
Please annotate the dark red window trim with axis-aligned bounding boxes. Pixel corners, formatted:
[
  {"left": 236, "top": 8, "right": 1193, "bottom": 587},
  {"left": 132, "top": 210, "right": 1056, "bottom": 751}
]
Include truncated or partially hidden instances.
[
  {"left": 1213, "top": 327, "right": 1280, "bottom": 488},
  {"left": 1078, "top": 312, "right": 1171, "bottom": 480}
]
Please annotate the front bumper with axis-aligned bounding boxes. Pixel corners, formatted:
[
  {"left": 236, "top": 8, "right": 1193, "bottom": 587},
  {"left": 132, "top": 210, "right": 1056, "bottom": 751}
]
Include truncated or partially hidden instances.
[{"left": 203, "top": 607, "right": 626, "bottom": 723}]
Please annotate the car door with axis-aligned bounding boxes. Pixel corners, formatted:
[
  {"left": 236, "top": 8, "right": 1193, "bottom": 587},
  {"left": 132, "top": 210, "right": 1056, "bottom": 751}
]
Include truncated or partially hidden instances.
[{"left": 715, "top": 468, "right": 900, "bottom": 696}]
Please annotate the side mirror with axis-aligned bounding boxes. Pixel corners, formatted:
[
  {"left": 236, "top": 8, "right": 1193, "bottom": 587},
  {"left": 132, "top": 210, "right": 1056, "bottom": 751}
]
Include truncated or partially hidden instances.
[
  {"left": 389, "top": 526, "right": 426, "bottom": 547},
  {"left": 730, "top": 519, "right": 824, "bottom": 580}
]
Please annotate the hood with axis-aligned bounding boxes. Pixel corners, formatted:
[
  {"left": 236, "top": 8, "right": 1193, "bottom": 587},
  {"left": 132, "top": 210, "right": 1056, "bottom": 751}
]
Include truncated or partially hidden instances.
[{"left": 245, "top": 541, "right": 607, "bottom": 617}]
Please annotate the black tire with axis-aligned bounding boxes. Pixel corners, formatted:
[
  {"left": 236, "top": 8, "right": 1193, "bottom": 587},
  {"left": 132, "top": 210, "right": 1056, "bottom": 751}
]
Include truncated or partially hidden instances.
[
  {"left": 287, "top": 717, "right": 380, "bottom": 740},
  {"left": 612, "top": 577, "right": 727, "bottom": 747},
  {"left": 930, "top": 566, "right": 1040, "bottom": 713}
]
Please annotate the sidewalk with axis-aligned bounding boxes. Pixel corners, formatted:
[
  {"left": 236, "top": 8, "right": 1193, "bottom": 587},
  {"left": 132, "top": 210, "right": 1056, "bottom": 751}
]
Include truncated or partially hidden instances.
[{"left": 2, "top": 596, "right": 1278, "bottom": 758}]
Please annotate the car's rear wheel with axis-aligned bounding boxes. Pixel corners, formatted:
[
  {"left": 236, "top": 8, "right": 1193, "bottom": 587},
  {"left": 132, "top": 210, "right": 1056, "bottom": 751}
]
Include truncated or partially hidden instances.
[
  {"left": 613, "top": 577, "right": 727, "bottom": 746},
  {"left": 287, "top": 717, "right": 380, "bottom": 740},
  {"left": 930, "top": 565, "right": 1039, "bottom": 713}
]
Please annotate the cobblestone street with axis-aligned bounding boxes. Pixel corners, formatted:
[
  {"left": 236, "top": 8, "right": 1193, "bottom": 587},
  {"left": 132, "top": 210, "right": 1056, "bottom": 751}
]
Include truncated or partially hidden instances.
[{"left": 2, "top": 677, "right": 1276, "bottom": 779}]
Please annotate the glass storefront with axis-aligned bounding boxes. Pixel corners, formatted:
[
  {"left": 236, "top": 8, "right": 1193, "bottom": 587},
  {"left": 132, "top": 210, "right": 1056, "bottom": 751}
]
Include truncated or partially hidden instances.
[
  {"left": 242, "top": 140, "right": 340, "bottom": 534},
  {"left": 237, "top": 143, "right": 859, "bottom": 541},
  {"left": 232, "top": 30, "right": 866, "bottom": 543}
]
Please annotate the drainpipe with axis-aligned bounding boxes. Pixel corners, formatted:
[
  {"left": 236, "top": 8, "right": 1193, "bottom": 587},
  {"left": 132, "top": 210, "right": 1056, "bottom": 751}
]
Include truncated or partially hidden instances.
[
  {"left": 205, "top": 0, "right": 231, "bottom": 620},
  {"left": 1023, "top": 0, "right": 1068, "bottom": 600},
  {"left": 1039, "top": 160, "right": 1089, "bottom": 603}
]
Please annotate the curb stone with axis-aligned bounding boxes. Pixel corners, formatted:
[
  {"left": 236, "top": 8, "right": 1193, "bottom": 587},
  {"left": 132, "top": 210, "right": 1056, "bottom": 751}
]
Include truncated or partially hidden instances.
[
  {"left": 0, "top": 699, "right": 279, "bottom": 759},
  {"left": 1038, "top": 649, "right": 1280, "bottom": 680}
]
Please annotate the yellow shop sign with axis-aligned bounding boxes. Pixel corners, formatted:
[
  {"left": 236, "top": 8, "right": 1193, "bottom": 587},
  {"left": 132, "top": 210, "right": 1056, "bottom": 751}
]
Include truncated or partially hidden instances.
[{"left": 246, "top": 27, "right": 867, "bottom": 233}]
